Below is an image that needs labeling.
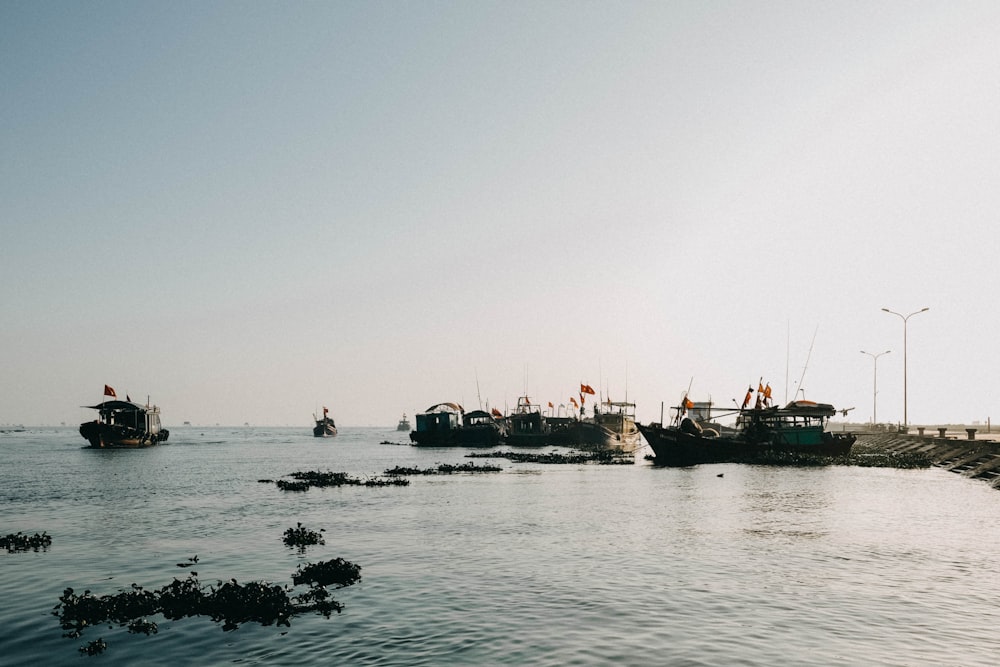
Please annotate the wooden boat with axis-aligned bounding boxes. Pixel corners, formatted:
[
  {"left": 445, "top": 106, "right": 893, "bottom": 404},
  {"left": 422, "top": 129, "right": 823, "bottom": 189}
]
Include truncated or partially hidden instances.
[
  {"left": 396, "top": 413, "right": 411, "bottom": 431},
  {"left": 79, "top": 399, "right": 169, "bottom": 448},
  {"left": 505, "top": 397, "right": 552, "bottom": 447},
  {"left": 313, "top": 407, "right": 337, "bottom": 437},
  {"left": 410, "top": 403, "right": 504, "bottom": 446},
  {"left": 638, "top": 399, "right": 855, "bottom": 466}
]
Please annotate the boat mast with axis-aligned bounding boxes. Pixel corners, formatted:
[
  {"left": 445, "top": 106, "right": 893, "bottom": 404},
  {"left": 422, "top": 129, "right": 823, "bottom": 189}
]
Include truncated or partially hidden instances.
[{"left": 795, "top": 326, "right": 818, "bottom": 401}]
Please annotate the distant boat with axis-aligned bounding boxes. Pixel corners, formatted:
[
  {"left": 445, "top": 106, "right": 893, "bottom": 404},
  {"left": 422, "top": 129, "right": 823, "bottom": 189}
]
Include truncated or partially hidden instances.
[
  {"left": 79, "top": 389, "right": 169, "bottom": 448},
  {"left": 396, "top": 413, "right": 411, "bottom": 431},
  {"left": 313, "top": 407, "right": 337, "bottom": 437},
  {"left": 638, "top": 398, "right": 855, "bottom": 466}
]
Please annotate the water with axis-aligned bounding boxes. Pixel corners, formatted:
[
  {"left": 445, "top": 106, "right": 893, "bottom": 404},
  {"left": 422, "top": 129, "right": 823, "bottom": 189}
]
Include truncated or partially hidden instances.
[{"left": 2, "top": 427, "right": 999, "bottom": 666}]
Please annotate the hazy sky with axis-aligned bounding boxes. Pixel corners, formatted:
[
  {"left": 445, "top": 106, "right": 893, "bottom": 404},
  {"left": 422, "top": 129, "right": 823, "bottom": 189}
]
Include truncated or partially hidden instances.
[{"left": 3, "top": 1, "right": 998, "bottom": 428}]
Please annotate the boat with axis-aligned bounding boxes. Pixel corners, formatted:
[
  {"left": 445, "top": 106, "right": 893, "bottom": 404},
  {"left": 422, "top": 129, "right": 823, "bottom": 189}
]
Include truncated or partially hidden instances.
[
  {"left": 409, "top": 403, "right": 504, "bottom": 446},
  {"left": 638, "top": 398, "right": 856, "bottom": 466},
  {"left": 592, "top": 400, "right": 643, "bottom": 451},
  {"left": 505, "top": 397, "right": 552, "bottom": 446},
  {"left": 79, "top": 398, "right": 169, "bottom": 448},
  {"left": 313, "top": 407, "right": 337, "bottom": 437},
  {"left": 396, "top": 413, "right": 411, "bottom": 431}
]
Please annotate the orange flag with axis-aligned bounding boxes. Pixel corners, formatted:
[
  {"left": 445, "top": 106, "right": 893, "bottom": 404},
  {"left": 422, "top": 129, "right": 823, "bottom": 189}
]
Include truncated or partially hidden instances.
[
  {"left": 548, "top": 401, "right": 553, "bottom": 408},
  {"left": 491, "top": 408, "right": 502, "bottom": 418},
  {"left": 580, "top": 383, "right": 596, "bottom": 395},
  {"left": 570, "top": 397, "right": 578, "bottom": 407},
  {"left": 104, "top": 385, "right": 116, "bottom": 398}
]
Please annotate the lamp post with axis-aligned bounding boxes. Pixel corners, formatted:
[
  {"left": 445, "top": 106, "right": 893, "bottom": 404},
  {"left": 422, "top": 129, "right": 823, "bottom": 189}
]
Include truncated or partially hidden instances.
[
  {"left": 860, "top": 350, "right": 890, "bottom": 425},
  {"left": 881, "top": 307, "right": 929, "bottom": 427}
]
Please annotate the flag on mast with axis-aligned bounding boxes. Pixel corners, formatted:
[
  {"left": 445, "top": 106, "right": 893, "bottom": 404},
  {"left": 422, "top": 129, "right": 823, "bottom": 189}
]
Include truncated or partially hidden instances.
[{"left": 104, "top": 385, "right": 116, "bottom": 398}]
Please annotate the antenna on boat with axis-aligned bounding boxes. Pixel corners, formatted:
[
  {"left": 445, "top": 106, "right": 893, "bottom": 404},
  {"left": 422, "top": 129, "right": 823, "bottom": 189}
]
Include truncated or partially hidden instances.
[
  {"left": 475, "top": 368, "right": 483, "bottom": 411},
  {"left": 795, "top": 325, "right": 819, "bottom": 403},
  {"left": 784, "top": 320, "right": 790, "bottom": 405}
]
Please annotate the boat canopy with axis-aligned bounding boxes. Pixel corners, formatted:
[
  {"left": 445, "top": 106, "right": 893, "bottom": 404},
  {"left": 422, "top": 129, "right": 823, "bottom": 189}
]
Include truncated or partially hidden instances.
[
  {"left": 422, "top": 402, "right": 463, "bottom": 414},
  {"left": 82, "top": 400, "right": 149, "bottom": 412},
  {"left": 777, "top": 401, "right": 837, "bottom": 417}
]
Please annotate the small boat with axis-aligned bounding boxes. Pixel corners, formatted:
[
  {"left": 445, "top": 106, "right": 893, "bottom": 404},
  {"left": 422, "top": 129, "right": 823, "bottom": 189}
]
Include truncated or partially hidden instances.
[
  {"left": 396, "top": 413, "right": 411, "bottom": 431},
  {"left": 638, "top": 398, "right": 855, "bottom": 466},
  {"left": 79, "top": 396, "right": 169, "bottom": 448},
  {"left": 410, "top": 403, "right": 504, "bottom": 446},
  {"left": 313, "top": 407, "right": 337, "bottom": 437}
]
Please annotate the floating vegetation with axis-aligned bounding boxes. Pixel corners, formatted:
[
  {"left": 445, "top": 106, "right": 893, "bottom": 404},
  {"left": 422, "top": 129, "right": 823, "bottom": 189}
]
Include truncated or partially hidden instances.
[
  {"left": 53, "top": 556, "right": 362, "bottom": 656},
  {"left": 266, "top": 470, "right": 410, "bottom": 491},
  {"left": 79, "top": 638, "right": 107, "bottom": 656},
  {"left": 2, "top": 531, "right": 52, "bottom": 552},
  {"left": 283, "top": 523, "right": 325, "bottom": 551},
  {"left": 384, "top": 461, "right": 503, "bottom": 476},
  {"left": 642, "top": 445, "right": 934, "bottom": 469},
  {"left": 466, "top": 450, "right": 633, "bottom": 465}
]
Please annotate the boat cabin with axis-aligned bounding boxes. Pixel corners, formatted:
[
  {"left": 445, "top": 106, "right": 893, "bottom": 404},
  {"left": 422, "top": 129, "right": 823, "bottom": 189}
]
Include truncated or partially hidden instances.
[{"left": 86, "top": 400, "right": 163, "bottom": 435}]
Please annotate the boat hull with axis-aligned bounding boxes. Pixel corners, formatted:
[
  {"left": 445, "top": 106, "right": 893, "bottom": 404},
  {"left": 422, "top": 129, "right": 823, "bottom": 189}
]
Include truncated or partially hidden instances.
[
  {"left": 79, "top": 421, "right": 169, "bottom": 448},
  {"left": 313, "top": 420, "right": 337, "bottom": 437},
  {"left": 638, "top": 423, "right": 855, "bottom": 467}
]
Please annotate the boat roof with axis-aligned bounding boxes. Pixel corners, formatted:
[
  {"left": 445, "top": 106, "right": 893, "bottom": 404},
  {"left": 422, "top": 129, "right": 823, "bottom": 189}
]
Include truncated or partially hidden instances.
[
  {"left": 82, "top": 400, "right": 149, "bottom": 412},
  {"left": 422, "top": 402, "right": 463, "bottom": 414},
  {"left": 773, "top": 400, "right": 837, "bottom": 417}
]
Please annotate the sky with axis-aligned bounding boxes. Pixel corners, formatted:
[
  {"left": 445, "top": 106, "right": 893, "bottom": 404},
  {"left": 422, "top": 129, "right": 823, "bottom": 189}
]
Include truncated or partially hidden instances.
[{"left": 2, "top": 1, "right": 998, "bottom": 428}]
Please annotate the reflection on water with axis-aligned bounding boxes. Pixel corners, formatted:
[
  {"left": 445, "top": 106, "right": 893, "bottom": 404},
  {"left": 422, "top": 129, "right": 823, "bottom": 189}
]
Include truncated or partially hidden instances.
[{"left": 1, "top": 428, "right": 999, "bottom": 665}]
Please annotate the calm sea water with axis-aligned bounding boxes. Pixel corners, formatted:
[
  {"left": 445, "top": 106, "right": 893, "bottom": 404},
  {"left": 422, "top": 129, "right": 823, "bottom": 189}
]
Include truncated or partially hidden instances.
[{"left": 2, "top": 426, "right": 999, "bottom": 666}]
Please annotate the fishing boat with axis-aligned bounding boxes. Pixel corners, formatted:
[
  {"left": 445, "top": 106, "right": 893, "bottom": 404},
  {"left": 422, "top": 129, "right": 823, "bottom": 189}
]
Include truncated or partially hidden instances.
[
  {"left": 79, "top": 398, "right": 169, "bottom": 448},
  {"left": 313, "top": 407, "right": 337, "bottom": 437},
  {"left": 638, "top": 398, "right": 855, "bottom": 466},
  {"left": 592, "top": 400, "right": 643, "bottom": 451},
  {"left": 410, "top": 403, "right": 504, "bottom": 446},
  {"left": 396, "top": 413, "right": 411, "bottom": 431},
  {"left": 505, "top": 397, "right": 552, "bottom": 446},
  {"left": 409, "top": 402, "right": 463, "bottom": 445}
]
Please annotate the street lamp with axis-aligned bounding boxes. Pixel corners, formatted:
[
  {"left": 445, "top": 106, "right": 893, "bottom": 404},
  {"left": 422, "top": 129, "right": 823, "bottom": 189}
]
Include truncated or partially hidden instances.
[
  {"left": 860, "top": 350, "right": 891, "bottom": 425},
  {"left": 881, "top": 307, "right": 929, "bottom": 427}
]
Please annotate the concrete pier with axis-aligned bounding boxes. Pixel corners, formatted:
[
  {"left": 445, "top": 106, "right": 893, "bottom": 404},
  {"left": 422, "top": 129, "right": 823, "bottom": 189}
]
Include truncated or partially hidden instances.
[{"left": 855, "top": 431, "right": 1000, "bottom": 489}]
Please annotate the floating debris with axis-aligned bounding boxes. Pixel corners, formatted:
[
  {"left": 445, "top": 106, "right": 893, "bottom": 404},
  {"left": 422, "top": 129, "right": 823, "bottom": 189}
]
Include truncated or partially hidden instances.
[
  {"left": 466, "top": 450, "right": 633, "bottom": 465},
  {"left": 270, "top": 470, "right": 410, "bottom": 492},
  {"left": 384, "top": 461, "right": 503, "bottom": 476},
  {"left": 2, "top": 531, "right": 52, "bottom": 552},
  {"left": 176, "top": 555, "right": 199, "bottom": 568},
  {"left": 53, "top": 556, "right": 362, "bottom": 655},
  {"left": 79, "top": 638, "right": 107, "bottom": 656},
  {"left": 283, "top": 523, "right": 325, "bottom": 551}
]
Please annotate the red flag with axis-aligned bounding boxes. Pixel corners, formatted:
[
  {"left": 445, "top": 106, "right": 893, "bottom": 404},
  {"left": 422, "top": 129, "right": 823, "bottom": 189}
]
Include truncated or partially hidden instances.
[
  {"left": 548, "top": 401, "right": 554, "bottom": 408},
  {"left": 570, "top": 397, "right": 578, "bottom": 407},
  {"left": 763, "top": 384, "right": 772, "bottom": 400},
  {"left": 683, "top": 395, "right": 694, "bottom": 409},
  {"left": 741, "top": 387, "right": 752, "bottom": 409},
  {"left": 104, "top": 385, "right": 116, "bottom": 398},
  {"left": 491, "top": 408, "right": 502, "bottom": 418},
  {"left": 580, "top": 384, "right": 595, "bottom": 395},
  {"left": 580, "top": 393, "right": 585, "bottom": 405}
]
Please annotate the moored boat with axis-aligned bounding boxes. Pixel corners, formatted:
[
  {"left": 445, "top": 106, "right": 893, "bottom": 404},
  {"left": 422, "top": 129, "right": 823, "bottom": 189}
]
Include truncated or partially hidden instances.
[
  {"left": 396, "top": 413, "right": 411, "bottom": 431},
  {"left": 505, "top": 397, "right": 552, "bottom": 447},
  {"left": 639, "top": 397, "right": 855, "bottom": 466},
  {"left": 410, "top": 402, "right": 504, "bottom": 446},
  {"left": 79, "top": 388, "right": 169, "bottom": 448},
  {"left": 592, "top": 400, "right": 642, "bottom": 452},
  {"left": 313, "top": 407, "right": 337, "bottom": 437}
]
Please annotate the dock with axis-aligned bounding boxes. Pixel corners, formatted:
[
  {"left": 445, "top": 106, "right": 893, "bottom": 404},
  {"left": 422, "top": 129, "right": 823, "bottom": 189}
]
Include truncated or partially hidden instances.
[{"left": 855, "top": 428, "right": 1000, "bottom": 489}]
